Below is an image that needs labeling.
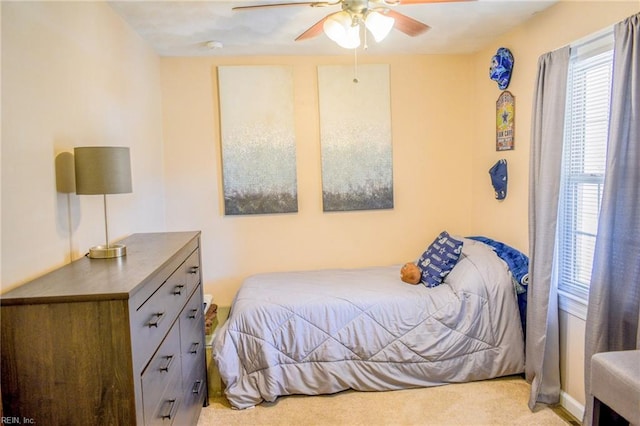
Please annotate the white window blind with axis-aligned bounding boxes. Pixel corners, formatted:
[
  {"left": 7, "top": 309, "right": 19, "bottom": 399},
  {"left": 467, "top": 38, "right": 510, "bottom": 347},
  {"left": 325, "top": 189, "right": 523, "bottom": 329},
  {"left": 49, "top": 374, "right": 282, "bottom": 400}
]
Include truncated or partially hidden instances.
[{"left": 557, "top": 30, "right": 614, "bottom": 306}]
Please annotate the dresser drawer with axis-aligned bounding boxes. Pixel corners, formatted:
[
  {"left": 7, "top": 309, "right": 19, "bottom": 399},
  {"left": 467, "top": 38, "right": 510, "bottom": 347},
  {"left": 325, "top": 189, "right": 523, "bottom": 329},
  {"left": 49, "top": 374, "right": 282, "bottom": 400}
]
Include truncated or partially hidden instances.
[
  {"left": 129, "top": 239, "right": 200, "bottom": 314},
  {"left": 145, "top": 386, "right": 184, "bottom": 426},
  {"left": 141, "top": 323, "right": 183, "bottom": 425},
  {"left": 180, "top": 287, "right": 206, "bottom": 374},
  {"left": 181, "top": 284, "right": 204, "bottom": 338},
  {"left": 175, "top": 364, "right": 207, "bottom": 426},
  {"left": 182, "top": 249, "right": 201, "bottom": 299},
  {"left": 133, "top": 269, "right": 189, "bottom": 367}
]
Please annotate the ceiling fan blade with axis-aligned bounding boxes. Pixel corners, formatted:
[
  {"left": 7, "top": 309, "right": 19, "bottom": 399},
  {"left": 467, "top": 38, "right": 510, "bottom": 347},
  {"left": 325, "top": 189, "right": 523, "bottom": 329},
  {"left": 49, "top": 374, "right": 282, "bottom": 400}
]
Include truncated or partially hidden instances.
[
  {"left": 232, "top": 1, "right": 334, "bottom": 11},
  {"left": 382, "top": 9, "right": 430, "bottom": 37},
  {"left": 390, "top": 0, "right": 475, "bottom": 4},
  {"left": 295, "top": 12, "right": 339, "bottom": 41}
]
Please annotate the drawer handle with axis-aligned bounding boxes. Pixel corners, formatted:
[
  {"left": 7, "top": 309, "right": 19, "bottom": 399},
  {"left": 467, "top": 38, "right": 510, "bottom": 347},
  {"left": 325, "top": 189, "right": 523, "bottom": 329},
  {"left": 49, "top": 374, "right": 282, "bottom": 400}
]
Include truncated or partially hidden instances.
[
  {"left": 159, "top": 355, "right": 174, "bottom": 373},
  {"left": 189, "top": 266, "right": 199, "bottom": 274},
  {"left": 148, "top": 312, "right": 165, "bottom": 328},
  {"left": 189, "top": 342, "right": 200, "bottom": 354},
  {"left": 160, "top": 398, "right": 177, "bottom": 420},
  {"left": 188, "top": 307, "right": 199, "bottom": 319},
  {"left": 192, "top": 379, "right": 204, "bottom": 395},
  {"left": 173, "top": 284, "right": 185, "bottom": 295}
]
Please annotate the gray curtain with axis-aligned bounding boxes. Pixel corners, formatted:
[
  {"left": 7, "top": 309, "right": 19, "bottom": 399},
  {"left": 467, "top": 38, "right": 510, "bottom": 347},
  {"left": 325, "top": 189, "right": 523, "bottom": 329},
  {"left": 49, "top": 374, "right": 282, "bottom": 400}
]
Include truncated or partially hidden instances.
[
  {"left": 526, "top": 46, "right": 570, "bottom": 410},
  {"left": 583, "top": 13, "right": 640, "bottom": 425}
]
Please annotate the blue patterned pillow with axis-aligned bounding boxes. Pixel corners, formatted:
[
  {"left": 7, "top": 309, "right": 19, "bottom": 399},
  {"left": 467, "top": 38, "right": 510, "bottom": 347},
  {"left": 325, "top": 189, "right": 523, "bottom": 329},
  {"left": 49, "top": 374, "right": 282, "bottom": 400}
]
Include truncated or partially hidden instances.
[{"left": 417, "top": 231, "right": 464, "bottom": 287}]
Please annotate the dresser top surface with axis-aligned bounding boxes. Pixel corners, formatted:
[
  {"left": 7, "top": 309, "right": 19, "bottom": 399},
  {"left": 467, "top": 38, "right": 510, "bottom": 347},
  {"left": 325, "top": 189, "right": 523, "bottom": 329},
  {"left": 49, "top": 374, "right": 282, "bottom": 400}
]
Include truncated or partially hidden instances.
[{"left": 1, "top": 231, "right": 200, "bottom": 306}]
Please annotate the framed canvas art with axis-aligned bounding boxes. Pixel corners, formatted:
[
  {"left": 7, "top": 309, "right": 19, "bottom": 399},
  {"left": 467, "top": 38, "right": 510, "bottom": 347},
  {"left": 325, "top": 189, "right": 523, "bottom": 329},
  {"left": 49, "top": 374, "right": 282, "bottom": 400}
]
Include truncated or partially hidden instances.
[
  {"left": 218, "top": 66, "right": 298, "bottom": 215},
  {"left": 318, "top": 64, "right": 394, "bottom": 212}
]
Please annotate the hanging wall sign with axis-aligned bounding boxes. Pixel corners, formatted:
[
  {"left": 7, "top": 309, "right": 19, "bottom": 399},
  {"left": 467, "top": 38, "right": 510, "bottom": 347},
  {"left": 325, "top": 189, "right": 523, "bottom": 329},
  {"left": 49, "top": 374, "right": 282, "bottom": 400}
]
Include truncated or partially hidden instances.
[{"left": 496, "top": 91, "right": 515, "bottom": 151}]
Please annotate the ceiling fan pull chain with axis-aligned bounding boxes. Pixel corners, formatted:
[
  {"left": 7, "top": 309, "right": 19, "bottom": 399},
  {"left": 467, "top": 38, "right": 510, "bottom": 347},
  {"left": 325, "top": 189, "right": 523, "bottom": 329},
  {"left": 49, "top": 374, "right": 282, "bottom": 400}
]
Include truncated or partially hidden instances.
[{"left": 353, "top": 47, "right": 359, "bottom": 83}]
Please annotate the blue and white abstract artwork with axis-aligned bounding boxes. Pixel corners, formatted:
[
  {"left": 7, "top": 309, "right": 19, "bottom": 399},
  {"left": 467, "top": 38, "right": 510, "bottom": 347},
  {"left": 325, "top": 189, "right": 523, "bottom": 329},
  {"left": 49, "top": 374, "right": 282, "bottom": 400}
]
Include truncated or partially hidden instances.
[
  {"left": 218, "top": 66, "right": 298, "bottom": 215},
  {"left": 318, "top": 64, "right": 394, "bottom": 212}
]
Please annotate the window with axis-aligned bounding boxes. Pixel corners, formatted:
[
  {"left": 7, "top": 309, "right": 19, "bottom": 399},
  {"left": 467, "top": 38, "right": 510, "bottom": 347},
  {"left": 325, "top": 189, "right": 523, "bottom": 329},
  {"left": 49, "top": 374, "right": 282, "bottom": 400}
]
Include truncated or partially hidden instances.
[{"left": 557, "top": 30, "right": 614, "bottom": 317}]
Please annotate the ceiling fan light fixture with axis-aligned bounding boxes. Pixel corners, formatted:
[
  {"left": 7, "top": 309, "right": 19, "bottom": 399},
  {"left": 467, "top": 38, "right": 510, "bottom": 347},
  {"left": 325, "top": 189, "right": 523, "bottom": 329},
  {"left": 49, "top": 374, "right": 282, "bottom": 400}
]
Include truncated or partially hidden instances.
[
  {"left": 323, "top": 11, "right": 361, "bottom": 49},
  {"left": 365, "top": 11, "right": 395, "bottom": 42}
]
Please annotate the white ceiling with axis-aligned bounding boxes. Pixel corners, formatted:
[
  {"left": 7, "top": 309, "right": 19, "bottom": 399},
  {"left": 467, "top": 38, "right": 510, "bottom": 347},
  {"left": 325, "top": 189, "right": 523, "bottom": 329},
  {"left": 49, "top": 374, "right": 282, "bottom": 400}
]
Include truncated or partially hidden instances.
[{"left": 108, "top": 0, "right": 558, "bottom": 57}]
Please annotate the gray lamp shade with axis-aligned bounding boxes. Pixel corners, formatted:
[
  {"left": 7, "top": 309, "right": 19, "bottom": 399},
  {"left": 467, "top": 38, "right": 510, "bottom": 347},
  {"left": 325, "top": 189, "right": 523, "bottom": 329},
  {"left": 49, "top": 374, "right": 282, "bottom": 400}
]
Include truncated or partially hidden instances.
[
  {"left": 74, "top": 146, "right": 132, "bottom": 195},
  {"left": 55, "top": 152, "right": 76, "bottom": 194}
]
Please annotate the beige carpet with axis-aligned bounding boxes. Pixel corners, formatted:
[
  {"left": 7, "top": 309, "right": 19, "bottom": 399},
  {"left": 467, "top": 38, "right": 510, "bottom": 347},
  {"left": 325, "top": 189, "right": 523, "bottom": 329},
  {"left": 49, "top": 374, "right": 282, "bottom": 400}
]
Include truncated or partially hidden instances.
[{"left": 197, "top": 375, "right": 571, "bottom": 425}]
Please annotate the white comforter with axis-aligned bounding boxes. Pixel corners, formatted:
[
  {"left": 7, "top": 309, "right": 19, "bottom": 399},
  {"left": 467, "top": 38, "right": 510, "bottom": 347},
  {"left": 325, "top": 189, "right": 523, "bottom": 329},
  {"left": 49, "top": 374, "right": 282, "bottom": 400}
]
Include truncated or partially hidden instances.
[{"left": 213, "top": 238, "right": 525, "bottom": 409}]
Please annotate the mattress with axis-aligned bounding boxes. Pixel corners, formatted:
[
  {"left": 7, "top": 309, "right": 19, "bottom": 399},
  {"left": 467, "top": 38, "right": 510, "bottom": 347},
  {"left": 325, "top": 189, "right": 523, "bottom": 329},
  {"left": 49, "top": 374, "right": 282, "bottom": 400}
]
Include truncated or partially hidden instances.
[{"left": 212, "top": 237, "right": 525, "bottom": 409}]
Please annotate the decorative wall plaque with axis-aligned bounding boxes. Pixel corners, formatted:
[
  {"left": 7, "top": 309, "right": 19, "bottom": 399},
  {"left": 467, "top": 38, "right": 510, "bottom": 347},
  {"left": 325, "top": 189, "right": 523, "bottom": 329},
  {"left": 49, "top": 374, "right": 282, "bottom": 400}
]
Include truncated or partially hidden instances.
[{"left": 496, "top": 91, "right": 515, "bottom": 151}]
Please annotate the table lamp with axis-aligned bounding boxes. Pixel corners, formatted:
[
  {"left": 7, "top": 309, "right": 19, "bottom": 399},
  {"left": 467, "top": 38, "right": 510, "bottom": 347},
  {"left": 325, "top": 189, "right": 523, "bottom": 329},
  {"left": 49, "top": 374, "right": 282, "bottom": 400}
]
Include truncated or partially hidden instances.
[{"left": 74, "top": 146, "right": 132, "bottom": 259}]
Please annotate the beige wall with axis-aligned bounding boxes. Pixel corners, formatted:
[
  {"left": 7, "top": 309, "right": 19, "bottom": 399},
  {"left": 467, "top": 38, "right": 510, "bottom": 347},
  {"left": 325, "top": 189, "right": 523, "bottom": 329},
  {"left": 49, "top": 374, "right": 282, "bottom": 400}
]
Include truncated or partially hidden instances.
[
  {"left": 2, "top": 0, "right": 638, "bottom": 417},
  {"left": 161, "top": 55, "right": 475, "bottom": 305},
  {"left": 469, "top": 0, "right": 639, "bottom": 415},
  {"left": 1, "top": 1, "right": 166, "bottom": 291},
  {"left": 470, "top": 1, "right": 639, "bottom": 253}
]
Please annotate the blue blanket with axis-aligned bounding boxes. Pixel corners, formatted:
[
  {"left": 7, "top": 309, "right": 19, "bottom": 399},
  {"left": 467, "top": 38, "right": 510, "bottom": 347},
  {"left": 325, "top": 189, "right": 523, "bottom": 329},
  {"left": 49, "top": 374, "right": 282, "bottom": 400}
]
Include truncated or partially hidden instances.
[{"left": 467, "top": 236, "right": 528, "bottom": 336}]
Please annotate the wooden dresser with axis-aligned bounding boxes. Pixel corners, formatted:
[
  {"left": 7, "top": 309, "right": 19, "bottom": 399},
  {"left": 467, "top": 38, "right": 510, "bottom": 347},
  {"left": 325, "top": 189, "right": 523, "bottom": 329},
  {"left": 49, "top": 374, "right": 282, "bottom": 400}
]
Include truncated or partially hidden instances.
[{"left": 1, "top": 231, "right": 208, "bottom": 425}]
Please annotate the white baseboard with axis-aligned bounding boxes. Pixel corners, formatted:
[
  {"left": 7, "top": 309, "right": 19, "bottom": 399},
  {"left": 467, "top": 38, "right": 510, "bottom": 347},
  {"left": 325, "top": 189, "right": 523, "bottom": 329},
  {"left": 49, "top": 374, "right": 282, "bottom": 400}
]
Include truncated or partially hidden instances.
[{"left": 560, "top": 390, "right": 585, "bottom": 422}]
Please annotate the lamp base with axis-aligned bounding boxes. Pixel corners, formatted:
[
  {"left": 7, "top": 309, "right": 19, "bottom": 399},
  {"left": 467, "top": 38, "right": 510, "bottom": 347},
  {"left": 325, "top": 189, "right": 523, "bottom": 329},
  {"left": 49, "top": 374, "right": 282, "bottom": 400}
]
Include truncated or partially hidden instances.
[{"left": 88, "top": 244, "right": 126, "bottom": 259}]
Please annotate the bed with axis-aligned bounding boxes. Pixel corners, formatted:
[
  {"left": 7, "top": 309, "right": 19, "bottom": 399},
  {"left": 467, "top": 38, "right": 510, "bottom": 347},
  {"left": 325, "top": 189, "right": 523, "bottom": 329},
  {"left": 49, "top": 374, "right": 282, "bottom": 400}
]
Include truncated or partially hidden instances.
[{"left": 212, "top": 237, "right": 525, "bottom": 409}]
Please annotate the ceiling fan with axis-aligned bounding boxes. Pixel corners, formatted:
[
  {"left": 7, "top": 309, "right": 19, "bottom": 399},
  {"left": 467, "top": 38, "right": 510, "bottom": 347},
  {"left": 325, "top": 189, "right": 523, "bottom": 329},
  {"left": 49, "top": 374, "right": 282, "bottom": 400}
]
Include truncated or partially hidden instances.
[{"left": 233, "top": 0, "right": 473, "bottom": 49}]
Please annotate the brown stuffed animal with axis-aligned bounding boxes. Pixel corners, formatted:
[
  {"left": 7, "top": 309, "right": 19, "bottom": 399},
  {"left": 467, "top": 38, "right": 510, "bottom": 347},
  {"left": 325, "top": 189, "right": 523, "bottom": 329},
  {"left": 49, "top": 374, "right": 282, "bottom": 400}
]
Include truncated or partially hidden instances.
[{"left": 400, "top": 262, "right": 421, "bottom": 285}]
